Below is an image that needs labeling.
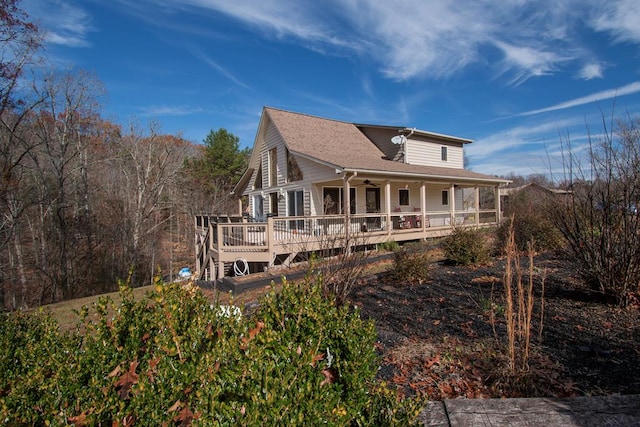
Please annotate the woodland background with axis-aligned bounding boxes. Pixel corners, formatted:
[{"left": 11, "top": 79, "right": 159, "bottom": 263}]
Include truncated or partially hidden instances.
[{"left": 1, "top": 1, "right": 249, "bottom": 309}]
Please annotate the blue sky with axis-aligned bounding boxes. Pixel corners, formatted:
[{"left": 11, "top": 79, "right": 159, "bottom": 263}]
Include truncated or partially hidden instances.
[{"left": 21, "top": 0, "right": 640, "bottom": 178}]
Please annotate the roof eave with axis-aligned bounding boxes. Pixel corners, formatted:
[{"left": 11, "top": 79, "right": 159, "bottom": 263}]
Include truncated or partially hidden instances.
[
  {"left": 231, "top": 167, "right": 254, "bottom": 196},
  {"left": 341, "top": 167, "right": 510, "bottom": 185}
]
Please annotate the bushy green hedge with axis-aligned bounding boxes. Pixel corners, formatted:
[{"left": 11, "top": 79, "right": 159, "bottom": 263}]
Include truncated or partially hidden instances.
[
  {"left": 496, "top": 212, "right": 563, "bottom": 253},
  {"left": 0, "top": 276, "right": 423, "bottom": 426},
  {"left": 442, "top": 227, "right": 490, "bottom": 266},
  {"left": 391, "top": 249, "right": 433, "bottom": 285}
]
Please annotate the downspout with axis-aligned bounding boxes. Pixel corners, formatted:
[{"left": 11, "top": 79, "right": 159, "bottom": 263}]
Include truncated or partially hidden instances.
[{"left": 403, "top": 128, "right": 416, "bottom": 164}]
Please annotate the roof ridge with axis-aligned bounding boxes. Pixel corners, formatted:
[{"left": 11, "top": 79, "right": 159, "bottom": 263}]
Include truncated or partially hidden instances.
[{"left": 264, "top": 106, "right": 354, "bottom": 126}]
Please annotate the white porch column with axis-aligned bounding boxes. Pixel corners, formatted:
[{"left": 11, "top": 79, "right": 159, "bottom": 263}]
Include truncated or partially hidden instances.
[
  {"left": 495, "top": 185, "right": 501, "bottom": 223},
  {"left": 238, "top": 198, "right": 243, "bottom": 215},
  {"left": 342, "top": 172, "right": 356, "bottom": 239},
  {"left": 343, "top": 177, "right": 351, "bottom": 219},
  {"left": 449, "top": 183, "right": 455, "bottom": 226},
  {"left": 385, "top": 180, "right": 391, "bottom": 236},
  {"left": 474, "top": 186, "right": 480, "bottom": 227},
  {"left": 420, "top": 182, "right": 426, "bottom": 231}
]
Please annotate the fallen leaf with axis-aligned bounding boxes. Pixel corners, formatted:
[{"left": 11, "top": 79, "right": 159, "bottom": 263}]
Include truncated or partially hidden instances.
[
  {"left": 310, "top": 353, "right": 325, "bottom": 367},
  {"left": 172, "top": 406, "right": 196, "bottom": 427},
  {"left": 114, "top": 360, "right": 139, "bottom": 400},
  {"left": 69, "top": 411, "right": 87, "bottom": 425},
  {"left": 321, "top": 368, "right": 336, "bottom": 386},
  {"left": 168, "top": 400, "right": 181, "bottom": 412},
  {"left": 108, "top": 365, "right": 122, "bottom": 378}
]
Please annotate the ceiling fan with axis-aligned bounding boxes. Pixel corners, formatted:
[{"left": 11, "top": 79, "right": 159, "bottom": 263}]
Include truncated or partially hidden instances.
[{"left": 356, "top": 179, "right": 379, "bottom": 187}]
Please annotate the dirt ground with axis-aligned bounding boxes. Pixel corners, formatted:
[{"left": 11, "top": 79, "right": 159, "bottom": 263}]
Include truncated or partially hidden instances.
[{"left": 350, "top": 252, "right": 640, "bottom": 401}]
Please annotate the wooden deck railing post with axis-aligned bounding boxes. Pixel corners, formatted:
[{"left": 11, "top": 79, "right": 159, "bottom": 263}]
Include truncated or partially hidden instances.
[
  {"left": 385, "top": 180, "right": 392, "bottom": 238},
  {"left": 194, "top": 216, "right": 200, "bottom": 277},
  {"left": 420, "top": 183, "right": 427, "bottom": 232},
  {"left": 216, "top": 222, "right": 223, "bottom": 279},
  {"left": 267, "top": 216, "right": 274, "bottom": 265},
  {"left": 449, "top": 183, "right": 455, "bottom": 227},
  {"left": 475, "top": 186, "right": 480, "bottom": 227},
  {"left": 495, "top": 184, "right": 501, "bottom": 224}
]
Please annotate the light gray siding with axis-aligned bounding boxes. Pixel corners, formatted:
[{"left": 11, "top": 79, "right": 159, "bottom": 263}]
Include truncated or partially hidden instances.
[
  {"left": 248, "top": 121, "right": 346, "bottom": 218},
  {"left": 406, "top": 138, "right": 464, "bottom": 169}
]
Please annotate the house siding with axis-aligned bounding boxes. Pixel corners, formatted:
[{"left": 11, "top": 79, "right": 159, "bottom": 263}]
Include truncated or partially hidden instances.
[
  {"left": 263, "top": 124, "right": 282, "bottom": 187},
  {"left": 358, "top": 126, "right": 466, "bottom": 168},
  {"left": 406, "top": 138, "right": 464, "bottom": 169},
  {"left": 251, "top": 121, "right": 344, "bottom": 217}
]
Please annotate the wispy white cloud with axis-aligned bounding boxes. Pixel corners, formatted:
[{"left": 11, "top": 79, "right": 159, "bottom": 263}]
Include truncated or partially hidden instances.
[
  {"left": 577, "top": 63, "right": 605, "bottom": 80},
  {"left": 493, "top": 41, "right": 570, "bottom": 86},
  {"left": 468, "top": 117, "right": 586, "bottom": 177},
  {"left": 468, "top": 111, "right": 622, "bottom": 177},
  {"left": 107, "top": 0, "right": 640, "bottom": 86},
  {"left": 22, "top": 0, "right": 93, "bottom": 47},
  {"left": 518, "top": 81, "right": 640, "bottom": 116},
  {"left": 469, "top": 118, "right": 579, "bottom": 159},
  {"left": 141, "top": 105, "right": 204, "bottom": 116},
  {"left": 590, "top": 0, "right": 640, "bottom": 43},
  {"left": 188, "top": 48, "right": 251, "bottom": 90}
]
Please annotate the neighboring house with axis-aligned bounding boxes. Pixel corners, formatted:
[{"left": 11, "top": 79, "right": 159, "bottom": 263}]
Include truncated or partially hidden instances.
[
  {"left": 195, "top": 107, "right": 510, "bottom": 280},
  {"left": 500, "top": 183, "right": 571, "bottom": 214}
]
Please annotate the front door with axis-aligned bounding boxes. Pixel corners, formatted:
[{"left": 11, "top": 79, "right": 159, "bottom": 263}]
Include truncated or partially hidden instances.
[
  {"left": 288, "top": 190, "right": 304, "bottom": 230},
  {"left": 253, "top": 195, "right": 264, "bottom": 221},
  {"left": 366, "top": 187, "right": 380, "bottom": 213}
]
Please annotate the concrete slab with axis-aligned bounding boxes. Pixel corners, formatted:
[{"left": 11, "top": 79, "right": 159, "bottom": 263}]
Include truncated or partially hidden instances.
[{"left": 419, "top": 394, "right": 640, "bottom": 427}]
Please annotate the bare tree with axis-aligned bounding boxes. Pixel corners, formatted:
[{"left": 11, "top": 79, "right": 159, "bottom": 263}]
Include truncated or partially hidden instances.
[
  {"left": 552, "top": 115, "right": 640, "bottom": 306},
  {"left": 26, "top": 70, "right": 104, "bottom": 302},
  {"left": 0, "top": 0, "right": 42, "bottom": 309},
  {"left": 109, "top": 122, "right": 191, "bottom": 285}
]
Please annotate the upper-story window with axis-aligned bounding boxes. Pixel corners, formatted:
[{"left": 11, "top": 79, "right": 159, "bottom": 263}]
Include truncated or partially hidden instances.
[
  {"left": 268, "top": 148, "right": 277, "bottom": 187},
  {"left": 441, "top": 146, "right": 448, "bottom": 161},
  {"left": 286, "top": 148, "right": 303, "bottom": 182}
]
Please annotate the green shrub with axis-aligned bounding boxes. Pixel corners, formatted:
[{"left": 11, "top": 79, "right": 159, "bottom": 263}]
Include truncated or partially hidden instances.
[
  {"left": 0, "top": 276, "right": 423, "bottom": 426},
  {"left": 496, "top": 213, "right": 562, "bottom": 253},
  {"left": 379, "top": 240, "right": 400, "bottom": 252},
  {"left": 391, "top": 249, "right": 433, "bottom": 284},
  {"left": 442, "top": 227, "right": 490, "bottom": 266}
]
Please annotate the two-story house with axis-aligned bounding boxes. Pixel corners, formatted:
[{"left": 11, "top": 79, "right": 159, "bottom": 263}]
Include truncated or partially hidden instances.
[{"left": 195, "top": 107, "right": 509, "bottom": 280}]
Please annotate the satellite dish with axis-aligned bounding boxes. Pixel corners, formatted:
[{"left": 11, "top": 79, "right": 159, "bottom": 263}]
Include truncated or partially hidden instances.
[{"left": 391, "top": 135, "right": 406, "bottom": 145}]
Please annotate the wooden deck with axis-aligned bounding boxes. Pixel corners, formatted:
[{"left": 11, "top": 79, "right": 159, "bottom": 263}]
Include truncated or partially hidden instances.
[
  {"left": 195, "top": 210, "right": 499, "bottom": 280},
  {"left": 419, "top": 394, "right": 640, "bottom": 426}
]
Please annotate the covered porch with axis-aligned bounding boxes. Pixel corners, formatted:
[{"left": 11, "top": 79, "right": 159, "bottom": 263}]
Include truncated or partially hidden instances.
[{"left": 195, "top": 180, "right": 501, "bottom": 280}]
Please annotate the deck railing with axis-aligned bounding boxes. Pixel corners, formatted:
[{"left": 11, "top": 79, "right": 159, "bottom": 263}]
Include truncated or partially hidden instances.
[
  {"left": 195, "top": 209, "right": 499, "bottom": 253},
  {"left": 194, "top": 210, "right": 499, "bottom": 279}
]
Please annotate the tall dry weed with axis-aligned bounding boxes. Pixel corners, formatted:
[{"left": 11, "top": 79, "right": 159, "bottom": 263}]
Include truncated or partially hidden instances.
[{"left": 501, "top": 221, "right": 546, "bottom": 376}]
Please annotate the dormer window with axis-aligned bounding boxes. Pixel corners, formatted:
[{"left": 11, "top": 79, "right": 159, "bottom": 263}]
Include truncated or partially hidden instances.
[
  {"left": 441, "top": 146, "right": 448, "bottom": 161},
  {"left": 254, "top": 164, "right": 262, "bottom": 189},
  {"left": 286, "top": 148, "right": 303, "bottom": 182},
  {"left": 268, "top": 148, "right": 277, "bottom": 187}
]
